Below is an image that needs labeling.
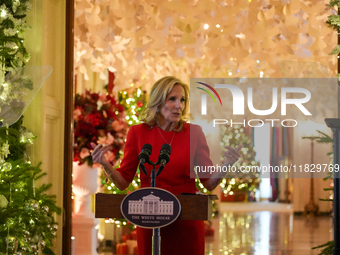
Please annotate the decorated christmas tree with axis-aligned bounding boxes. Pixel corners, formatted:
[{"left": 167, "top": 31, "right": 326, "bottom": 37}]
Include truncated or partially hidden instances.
[
  {"left": 310, "top": 2, "right": 339, "bottom": 253},
  {"left": 0, "top": 117, "right": 61, "bottom": 254},
  {"left": 219, "top": 124, "right": 261, "bottom": 201},
  {"left": 0, "top": 1, "right": 61, "bottom": 254}
]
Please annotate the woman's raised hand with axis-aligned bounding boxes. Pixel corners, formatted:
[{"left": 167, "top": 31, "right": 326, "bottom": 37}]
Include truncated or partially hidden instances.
[
  {"left": 223, "top": 144, "right": 242, "bottom": 166},
  {"left": 91, "top": 142, "right": 111, "bottom": 166}
]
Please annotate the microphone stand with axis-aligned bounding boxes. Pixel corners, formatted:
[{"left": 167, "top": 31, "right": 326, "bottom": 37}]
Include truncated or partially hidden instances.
[
  {"left": 150, "top": 164, "right": 160, "bottom": 255},
  {"left": 139, "top": 162, "right": 164, "bottom": 255}
]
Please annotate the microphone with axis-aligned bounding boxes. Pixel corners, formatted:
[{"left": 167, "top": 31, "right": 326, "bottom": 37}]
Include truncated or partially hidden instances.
[
  {"left": 158, "top": 144, "right": 171, "bottom": 166},
  {"left": 138, "top": 144, "right": 152, "bottom": 177},
  {"left": 138, "top": 143, "right": 152, "bottom": 164},
  {"left": 156, "top": 144, "right": 171, "bottom": 176}
]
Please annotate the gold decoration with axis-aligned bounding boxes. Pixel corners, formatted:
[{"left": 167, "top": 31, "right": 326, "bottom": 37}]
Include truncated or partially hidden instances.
[{"left": 74, "top": 0, "right": 337, "bottom": 92}]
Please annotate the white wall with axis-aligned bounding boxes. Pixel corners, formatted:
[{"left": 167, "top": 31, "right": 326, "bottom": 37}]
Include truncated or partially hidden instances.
[{"left": 25, "top": 1, "right": 66, "bottom": 253}]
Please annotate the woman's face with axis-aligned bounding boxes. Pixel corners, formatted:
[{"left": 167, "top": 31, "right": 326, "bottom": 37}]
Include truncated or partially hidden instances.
[{"left": 158, "top": 85, "right": 186, "bottom": 128}]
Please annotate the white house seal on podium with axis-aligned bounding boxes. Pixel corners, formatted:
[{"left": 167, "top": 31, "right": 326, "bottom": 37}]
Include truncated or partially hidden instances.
[{"left": 121, "top": 187, "right": 181, "bottom": 229}]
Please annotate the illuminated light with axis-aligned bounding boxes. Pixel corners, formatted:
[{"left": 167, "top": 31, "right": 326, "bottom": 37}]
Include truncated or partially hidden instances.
[
  {"left": 124, "top": 91, "right": 127, "bottom": 94},
  {"left": 230, "top": 58, "right": 233, "bottom": 61},
  {"left": 260, "top": 71, "right": 264, "bottom": 78},
  {"left": 221, "top": 29, "right": 223, "bottom": 32},
  {"left": 71, "top": 236, "right": 75, "bottom": 240},
  {"left": 235, "top": 33, "right": 245, "bottom": 39},
  {"left": 129, "top": 121, "right": 133, "bottom": 125},
  {"left": 256, "top": 60, "right": 260, "bottom": 63},
  {"left": 126, "top": 116, "right": 130, "bottom": 120},
  {"left": 216, "top": 24, "right": 220, "bottom": 28},
  {"left": 229, "top": 191, "right": 234, "bottom": 195},
  {"left": 1, "top": 10, "right": 7, "bottom": 18},
  {"left": 123, "top": 222, "right": 127, "bottom": 225},
  {"left": 204, "top": 24, "right": 209, "bottom": 29},
  {"left": 228, "top": 72, "right": 232, "bottom": 76}
]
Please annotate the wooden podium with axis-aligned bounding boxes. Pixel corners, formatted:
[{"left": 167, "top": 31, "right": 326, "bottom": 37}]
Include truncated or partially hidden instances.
[{"left": 95, "top": 193, "right": 218, "bottom": 221}]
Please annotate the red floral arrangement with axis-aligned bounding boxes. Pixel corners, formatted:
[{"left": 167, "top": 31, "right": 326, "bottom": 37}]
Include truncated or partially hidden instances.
[{"left": 73, "top": 90, "right": 128, "bottom": 167}]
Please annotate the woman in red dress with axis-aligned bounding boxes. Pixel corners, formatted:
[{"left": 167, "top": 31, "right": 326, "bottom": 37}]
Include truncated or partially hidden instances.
[{"left": 91, "top": 76, "right": 240, "bottom": 255}]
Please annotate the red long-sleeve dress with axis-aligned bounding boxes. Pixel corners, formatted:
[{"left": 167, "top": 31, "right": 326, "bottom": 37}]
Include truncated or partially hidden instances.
[{"left": 116, "top": 122, "right": 213, "bottom": 255}]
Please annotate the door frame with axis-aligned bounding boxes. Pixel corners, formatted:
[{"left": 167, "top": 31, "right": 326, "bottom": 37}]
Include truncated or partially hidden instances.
[{"left": 63, "top": 1, "right": 74, "bottom": 254}]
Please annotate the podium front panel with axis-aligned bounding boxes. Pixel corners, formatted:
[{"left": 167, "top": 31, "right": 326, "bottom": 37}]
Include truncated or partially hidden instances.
[{"left": 95, "top": 193, "right": 217, "bottom": 221}]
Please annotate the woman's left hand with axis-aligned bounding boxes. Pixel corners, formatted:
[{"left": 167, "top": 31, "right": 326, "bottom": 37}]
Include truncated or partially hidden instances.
[{"left": 223, "top": 145, "right": 242, "bottom": 166}]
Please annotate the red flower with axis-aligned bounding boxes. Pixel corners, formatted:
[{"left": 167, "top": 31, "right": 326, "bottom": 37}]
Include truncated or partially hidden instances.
[{"left": 73, "top": 90, "right": 128, "bottom": 166}]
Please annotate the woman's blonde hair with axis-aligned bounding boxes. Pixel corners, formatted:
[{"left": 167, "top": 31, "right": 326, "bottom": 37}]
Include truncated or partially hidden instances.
[{"left": 140, "top": 76, "right": 189, "bottom": 131}]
